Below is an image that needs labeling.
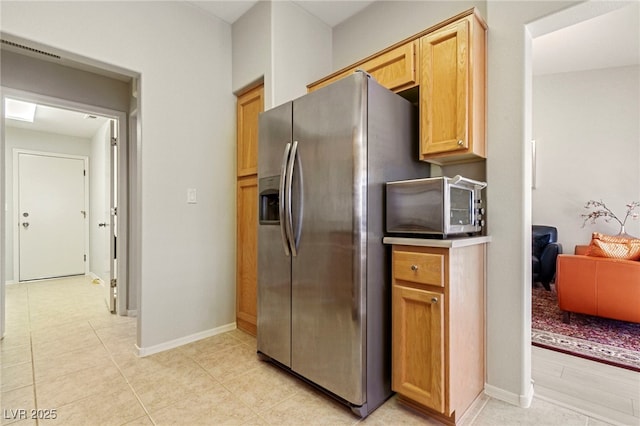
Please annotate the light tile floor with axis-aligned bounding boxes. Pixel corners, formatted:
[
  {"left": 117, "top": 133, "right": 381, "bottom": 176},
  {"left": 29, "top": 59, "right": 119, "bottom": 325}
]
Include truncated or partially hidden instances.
[{"left": 1, "top": 276, "right": 634, "bottom": 425}]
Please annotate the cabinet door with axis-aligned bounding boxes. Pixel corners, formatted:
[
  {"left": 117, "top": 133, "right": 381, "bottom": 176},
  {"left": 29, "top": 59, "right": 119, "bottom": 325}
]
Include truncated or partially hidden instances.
[
  {"left": 237, "top": 85, "right": 264, "bottom": 177},
  {"left": 308, "top": 42, "right": 418, "bottom": 93},
  {"left": 363, "top": 41, "right": 418, "bottom": 92},
  {"left": 392, "top": 284, "right": 445, "bottom": 413},
  {"left": 420, "top": 19, "right": 469, "bottom": 157},
  {"left": 236, "top": 175, "right": 258, "bottom": 335}
]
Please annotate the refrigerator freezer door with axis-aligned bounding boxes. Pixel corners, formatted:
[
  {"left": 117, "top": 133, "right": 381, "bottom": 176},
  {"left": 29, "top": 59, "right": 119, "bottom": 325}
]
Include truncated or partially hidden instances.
[
  {"left": 257, "top": 102, "right": 293, "bottom": 367},
  {"left": 290, "top": 73, "right": 368, "bottom": 405}
]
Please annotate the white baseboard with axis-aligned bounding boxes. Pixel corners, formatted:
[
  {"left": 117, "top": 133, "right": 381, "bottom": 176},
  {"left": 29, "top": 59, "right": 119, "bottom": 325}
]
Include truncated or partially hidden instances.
[
  {"left": 484, "top": 382, "right": 534, "bottom": 408},
  {"left": 135, "top": 322, "right": 237, "bottom": 357}
]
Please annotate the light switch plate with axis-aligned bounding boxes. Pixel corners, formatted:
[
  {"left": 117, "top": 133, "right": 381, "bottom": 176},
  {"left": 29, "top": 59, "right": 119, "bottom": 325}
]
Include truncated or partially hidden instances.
[{"left": 187, "top": 188, "right": 197, "bottom": 204}]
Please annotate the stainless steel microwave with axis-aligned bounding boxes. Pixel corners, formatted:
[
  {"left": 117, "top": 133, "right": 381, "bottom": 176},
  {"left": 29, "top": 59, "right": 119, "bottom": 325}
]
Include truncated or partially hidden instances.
[{"left": 385, "top": 175, "right": 486, "bottom": 237}]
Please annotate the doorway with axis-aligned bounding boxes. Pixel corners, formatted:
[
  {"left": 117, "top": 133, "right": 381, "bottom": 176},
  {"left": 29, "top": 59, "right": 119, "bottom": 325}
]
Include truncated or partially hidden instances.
[
  {"left": 526, "top": 1, "right": 640, "bottom": 422},
  {"left": 3, "top": 92, "right": 126, "bottom": 315}
]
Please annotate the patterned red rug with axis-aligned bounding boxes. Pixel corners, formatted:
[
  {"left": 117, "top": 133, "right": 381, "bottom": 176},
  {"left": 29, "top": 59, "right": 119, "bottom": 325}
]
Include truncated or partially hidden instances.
[{"left": 531, "top": 284, "right": 640, "bottom": 372}]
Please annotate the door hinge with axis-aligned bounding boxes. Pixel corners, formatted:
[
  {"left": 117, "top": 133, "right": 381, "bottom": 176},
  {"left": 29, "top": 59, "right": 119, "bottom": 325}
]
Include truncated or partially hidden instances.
[
  {"left": 111, "top": 136, "right": 117, "bottom": 146},
  {"left": 110, "top": 278, "right": 117, "bottom": 288},
  {"left": 83, "top": 169, "right": 86, "bottom": 176},
  {"left": 111, "top": 207, "right": 117, "bottom": 216},
  {"left": 84, "top": 254, "right": 86, "bottom": 262}
]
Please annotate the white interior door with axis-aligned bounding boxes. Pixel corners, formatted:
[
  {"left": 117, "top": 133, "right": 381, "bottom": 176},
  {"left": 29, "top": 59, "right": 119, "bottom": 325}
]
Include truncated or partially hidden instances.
[
  {"left": 18, "top": 152, "right": 87, "bottom": 281},
  {"left": 106, "top": 120, "right": 117, "bottom": 312}
]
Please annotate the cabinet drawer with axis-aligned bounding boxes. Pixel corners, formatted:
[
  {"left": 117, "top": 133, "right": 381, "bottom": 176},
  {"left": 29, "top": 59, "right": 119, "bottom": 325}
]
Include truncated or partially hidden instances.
[{"left": 393, "top": 250, "right": 444, "bottom": 287}]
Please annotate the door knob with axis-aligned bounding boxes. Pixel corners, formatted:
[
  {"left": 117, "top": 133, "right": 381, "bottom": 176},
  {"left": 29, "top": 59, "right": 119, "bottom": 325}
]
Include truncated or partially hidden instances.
[
  {"left": 22, "top": 222, "right": 29, "bottom": 229},
  {"left": 98, "top": 223, "right": 107, "bottom": 227}
]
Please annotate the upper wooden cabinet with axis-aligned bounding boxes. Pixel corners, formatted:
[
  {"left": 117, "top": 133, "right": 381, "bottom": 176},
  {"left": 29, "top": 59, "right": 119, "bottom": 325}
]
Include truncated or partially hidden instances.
[
  {"left": 308, "top": 8, "right": 487, "bottom": 165},
  {"left": 366, "top": 41, "right": 418, "bottom": 92},
  {"left": 308, "top": 41, "right": 418, "bottom": 93},
  {"left": 237, "top": 85, "right": 264, "bottom": 177},
  {"left": 420, "top": 13, "right": 486, "bottom": 164}
]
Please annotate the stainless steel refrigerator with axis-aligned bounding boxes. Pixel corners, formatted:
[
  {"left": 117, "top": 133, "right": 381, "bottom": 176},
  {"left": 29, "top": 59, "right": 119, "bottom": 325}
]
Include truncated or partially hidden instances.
[{"left": 257, "top": 72, "right": 429, "bottom": 417}]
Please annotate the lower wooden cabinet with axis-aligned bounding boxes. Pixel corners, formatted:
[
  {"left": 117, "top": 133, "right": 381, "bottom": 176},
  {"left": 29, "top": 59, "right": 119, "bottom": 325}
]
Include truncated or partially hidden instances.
[
  {"left": 236, "top": 175, "right": 258, "bottom": 335},
  {"left": 391, "top": 242, "right": 486, "bottom": 424},
  {"left": 236, "top": 83, "right": 263, "bottom": 336},
  {"left": 392, "top": 284, "right": 445, "bottom": 413}
]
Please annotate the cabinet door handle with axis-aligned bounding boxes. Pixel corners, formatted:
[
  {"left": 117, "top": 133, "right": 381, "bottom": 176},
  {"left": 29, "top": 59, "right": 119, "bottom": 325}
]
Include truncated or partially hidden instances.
[
  {"left": 431, "top": 297, "right": 438, "bottom": 304},
  {"left": 457, "top": 140, "right": 464, "bottom": 146},
  {"left": 410, "top": 264, "right": 418, "bottom": 271}
]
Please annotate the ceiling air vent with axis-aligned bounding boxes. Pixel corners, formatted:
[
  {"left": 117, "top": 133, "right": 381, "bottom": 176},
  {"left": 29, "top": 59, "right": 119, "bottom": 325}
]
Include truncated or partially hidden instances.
[{"left": 1, "top": 39, "right": 61, "bottom": 59}]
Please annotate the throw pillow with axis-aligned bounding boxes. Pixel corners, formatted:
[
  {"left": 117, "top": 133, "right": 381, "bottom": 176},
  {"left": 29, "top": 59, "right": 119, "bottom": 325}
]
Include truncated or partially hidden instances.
[
  {"left": 532, "top": 234, "right": 551, "bottom": 259},
  {"left": 586, "top": 232, "right": 640, "bottom": 260}
]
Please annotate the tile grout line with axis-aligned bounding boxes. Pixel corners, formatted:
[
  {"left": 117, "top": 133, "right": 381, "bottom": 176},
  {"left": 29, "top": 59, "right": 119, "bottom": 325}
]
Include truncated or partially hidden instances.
[
  {"left": 88, "top": 318, "right": 157, "bottom": 426},
  {"left": 25, "top": 282, "right": 39, "bottom": 426},
  {"left": 177, "top": 339, "right": 280, "bottom": 423},
  {"left": 463, "top": 394, "right": 491, "bottom": 426}
]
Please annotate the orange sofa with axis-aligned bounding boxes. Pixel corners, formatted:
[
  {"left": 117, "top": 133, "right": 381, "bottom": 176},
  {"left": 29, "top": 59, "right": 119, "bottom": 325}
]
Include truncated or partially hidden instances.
[{"left": 556, "top": 245, "right": 640, "bottom": 324}]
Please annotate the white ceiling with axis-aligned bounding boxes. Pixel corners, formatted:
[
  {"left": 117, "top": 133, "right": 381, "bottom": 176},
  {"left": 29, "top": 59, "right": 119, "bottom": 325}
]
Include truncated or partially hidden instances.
[
  {"left": 532, "top": 2, "right": 639, "bottom": 75},
  {"left": 5, "top": 1, "right": 638, "bottom": 137},
  {"left": 189, "top": 0, "right": 375, "bottom": 27},
  {"left": 5, "top": 103, "right": 109, "bottom": 139}
]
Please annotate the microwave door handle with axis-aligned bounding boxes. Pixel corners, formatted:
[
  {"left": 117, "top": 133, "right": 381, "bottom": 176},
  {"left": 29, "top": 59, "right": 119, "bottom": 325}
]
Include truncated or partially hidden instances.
[
  {"left": 452, "top": 175, "right": 487, "bottom": 189},
  {"left": 279, "top": 142, "right": 292, "bottom": 256},
  {"left": 285, "top": 140, "right": 298, "bottom": 257}
]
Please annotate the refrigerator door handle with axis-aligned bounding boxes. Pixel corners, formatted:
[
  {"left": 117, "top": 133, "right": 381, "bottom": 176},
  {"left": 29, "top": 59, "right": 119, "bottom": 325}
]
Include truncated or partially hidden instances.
[
  {"left": 285, "top": 140, "right": 299, "bottom": 257},
  {"left": 279, "top": 142, "right": 292, "bottom": 256}
]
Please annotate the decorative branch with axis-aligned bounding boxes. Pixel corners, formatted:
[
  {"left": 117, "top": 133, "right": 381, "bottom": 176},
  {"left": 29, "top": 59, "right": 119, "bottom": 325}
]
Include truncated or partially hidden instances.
[{"left": 581, "top": 200, "right": 640, "bottom": 228}]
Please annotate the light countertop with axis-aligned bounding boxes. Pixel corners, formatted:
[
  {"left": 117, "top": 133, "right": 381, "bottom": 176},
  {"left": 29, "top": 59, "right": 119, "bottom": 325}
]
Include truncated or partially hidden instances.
[{"left": 383, "top": 235, "right": 491, "bottom": 248}]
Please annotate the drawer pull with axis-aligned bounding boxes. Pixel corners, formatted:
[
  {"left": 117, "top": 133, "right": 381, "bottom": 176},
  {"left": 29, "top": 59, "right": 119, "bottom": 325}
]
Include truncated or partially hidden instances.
[
  {"left": 431, "top": 297, "right": 438, "bottom": 304},
  {"left": 410, "top": 264, "right": 418, "bottom": 271}
]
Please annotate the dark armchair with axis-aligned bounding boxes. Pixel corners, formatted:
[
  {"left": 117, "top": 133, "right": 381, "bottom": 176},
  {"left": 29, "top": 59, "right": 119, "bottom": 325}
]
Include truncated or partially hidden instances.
[{"left": 532, "top": 225, "right": 562, "bottom": 290}]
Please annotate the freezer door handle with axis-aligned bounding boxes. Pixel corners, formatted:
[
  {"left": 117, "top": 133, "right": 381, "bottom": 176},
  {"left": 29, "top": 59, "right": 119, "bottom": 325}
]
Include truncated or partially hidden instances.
[
  {"left": 285, "top": 140, "right": 299, "bottom": 257},
  {"left": 279, "top": 142, "right": 292, "bottom": 256}
]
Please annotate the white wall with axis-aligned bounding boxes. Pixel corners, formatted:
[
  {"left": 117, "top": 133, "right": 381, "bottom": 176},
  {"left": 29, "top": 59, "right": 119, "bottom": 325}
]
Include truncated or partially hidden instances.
[
  {"left": 89, "top": 121, "right": 110, "bottom": 284},
  {"left": 4, "top": 127, "right": 92, "bottom": 282},
  {"left": 232, "top": 0, "right": 271, "bottom": 101},
  {"left": 533, "top": 65, "right": 640, "bottom": 251},
  {"left": 1, "top": 1, "right": 236, "bottom": 351},
  {"left": 232, "top": 0, "right": 332, "bottom": 109},
  {"left": 271, "top": 1, "right": 332, "bottom": 107},
  {"left": 485, "top": 0, "right": 582, "bottom": 405}
]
